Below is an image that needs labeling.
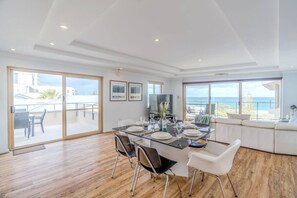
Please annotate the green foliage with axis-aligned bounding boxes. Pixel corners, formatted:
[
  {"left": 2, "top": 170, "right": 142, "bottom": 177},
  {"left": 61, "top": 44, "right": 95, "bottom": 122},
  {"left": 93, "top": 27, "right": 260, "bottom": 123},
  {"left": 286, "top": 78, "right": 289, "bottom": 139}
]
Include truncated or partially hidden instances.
[
  {"left": 216, "top": 103, "right": 235, "bottom": 117},
  {"left": 38, "top": 89, "right": 61, "bottom": 99},
  {"left": 159, "top": 102, "right": 169, "bottom": 118},
  {"left": 242, "top": 93, "right": 256, "bottom": 118}
]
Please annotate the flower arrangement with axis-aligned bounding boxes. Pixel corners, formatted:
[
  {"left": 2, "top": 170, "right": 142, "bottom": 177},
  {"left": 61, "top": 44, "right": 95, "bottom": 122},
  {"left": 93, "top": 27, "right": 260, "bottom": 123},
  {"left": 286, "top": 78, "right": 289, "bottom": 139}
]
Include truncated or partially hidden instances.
[{"left": 159, "top": 101, "right": 169, "bottom": 119}]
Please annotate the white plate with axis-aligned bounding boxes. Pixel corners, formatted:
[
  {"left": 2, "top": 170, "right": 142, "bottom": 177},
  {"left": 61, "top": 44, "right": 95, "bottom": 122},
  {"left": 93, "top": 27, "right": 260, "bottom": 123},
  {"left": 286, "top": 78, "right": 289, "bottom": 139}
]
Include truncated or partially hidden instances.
[
  {"left": 183, "top": 129, "right": 201, "bottom": 136},
  {"left": 183, "top": 124, "right": 196, "bottom": 129},
  {"left": 126, "top": 126, "right": 144, "bottom": 132},
  {"left": 151, "top": 132, "right": 172, "bottom": 140},
  {"left": 135, "top": 121, "right": 149, "bottom": 126}
]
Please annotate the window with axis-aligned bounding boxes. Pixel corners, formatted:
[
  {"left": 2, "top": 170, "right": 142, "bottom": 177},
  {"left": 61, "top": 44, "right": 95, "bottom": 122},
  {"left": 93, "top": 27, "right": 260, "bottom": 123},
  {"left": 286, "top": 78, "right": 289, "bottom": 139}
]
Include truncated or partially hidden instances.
[
  {"left": 148, "top": 81, "right": 163, "bottom": 106},
  {"left": 242, "top": 80, "right": 281, "bottom": 120},
  {"left": 185, "top": 84, "right": 209, "bottom": 119},
  {"left": 184, "top": 79, "right": 281, "bottom": 120},
  {"left": 211, "top": 83, "right": 239, "bottom": 116}
]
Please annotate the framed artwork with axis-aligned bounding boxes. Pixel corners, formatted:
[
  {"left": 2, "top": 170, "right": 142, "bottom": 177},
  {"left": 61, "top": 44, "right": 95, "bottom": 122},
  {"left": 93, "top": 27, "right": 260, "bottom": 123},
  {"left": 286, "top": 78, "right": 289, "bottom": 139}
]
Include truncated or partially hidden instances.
[
  {"left": 110, "top": 80, "right": 127, "bottom": 101},
  {"left": 128, "top": 82, "right": 143, "bottom": 101}
]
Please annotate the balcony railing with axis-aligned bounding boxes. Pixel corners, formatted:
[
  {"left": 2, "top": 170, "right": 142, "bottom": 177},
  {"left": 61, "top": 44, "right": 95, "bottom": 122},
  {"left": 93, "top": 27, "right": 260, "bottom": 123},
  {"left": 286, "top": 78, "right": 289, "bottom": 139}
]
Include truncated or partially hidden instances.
[
  {"left": 15, "top": 102, "right": 98, "bottom": 121},
  {"left": 186, "top": 101, "right": 279, "bottom": 120}
]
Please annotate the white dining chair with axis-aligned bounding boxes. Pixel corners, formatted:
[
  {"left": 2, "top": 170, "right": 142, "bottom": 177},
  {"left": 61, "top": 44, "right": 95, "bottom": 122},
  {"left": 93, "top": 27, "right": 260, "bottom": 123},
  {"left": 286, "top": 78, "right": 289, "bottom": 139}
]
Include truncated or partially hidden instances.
[{"left": 187, "top": 139, "right": 241, "bottom": 197}]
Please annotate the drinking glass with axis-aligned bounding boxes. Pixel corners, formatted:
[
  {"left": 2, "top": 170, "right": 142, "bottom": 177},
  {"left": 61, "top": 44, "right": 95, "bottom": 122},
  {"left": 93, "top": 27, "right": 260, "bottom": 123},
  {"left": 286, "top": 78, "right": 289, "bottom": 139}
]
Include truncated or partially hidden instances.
[
  {"left": 150, "top": 118, "right": 155, "bottom": 132},
  {"left": 172, "top": 116, "right": 177, "bottom": 125},
  {"left": 176, "top": 122, "right": 183, "bottom": 138}
]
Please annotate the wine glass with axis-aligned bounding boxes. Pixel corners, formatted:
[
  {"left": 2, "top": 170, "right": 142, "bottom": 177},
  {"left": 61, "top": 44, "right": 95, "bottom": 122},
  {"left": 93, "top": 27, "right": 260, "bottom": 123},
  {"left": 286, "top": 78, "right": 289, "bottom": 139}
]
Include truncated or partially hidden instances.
[
  {"left": 150, "top": 117, "right": 155, "bottom": 132},
  {"left": 172, "top": 116, "right": 177, "bottom": 125},
  {"left": 176, "top": 122, "right": 183, "bottom": 138},
  {"left": 174, "top": 122, "right": 183, "bottom": 147}
]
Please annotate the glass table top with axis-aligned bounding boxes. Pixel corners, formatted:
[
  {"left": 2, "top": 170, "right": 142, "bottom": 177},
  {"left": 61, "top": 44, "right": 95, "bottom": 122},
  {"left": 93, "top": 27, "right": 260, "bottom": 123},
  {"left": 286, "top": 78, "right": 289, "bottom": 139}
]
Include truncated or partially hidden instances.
[{"left": 112, "top": 125, "right": 214, "bottom": 150}]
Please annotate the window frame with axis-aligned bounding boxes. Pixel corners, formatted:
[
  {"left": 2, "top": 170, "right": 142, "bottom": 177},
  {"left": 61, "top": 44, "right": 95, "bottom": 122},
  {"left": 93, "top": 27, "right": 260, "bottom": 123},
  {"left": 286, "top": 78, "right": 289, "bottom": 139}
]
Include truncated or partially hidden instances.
[
  {"left": 183, "top": 78, "right": 282, "bottom": 120},
  {"left": 147, "top": 81, "right": 164, "bottom": 107}
]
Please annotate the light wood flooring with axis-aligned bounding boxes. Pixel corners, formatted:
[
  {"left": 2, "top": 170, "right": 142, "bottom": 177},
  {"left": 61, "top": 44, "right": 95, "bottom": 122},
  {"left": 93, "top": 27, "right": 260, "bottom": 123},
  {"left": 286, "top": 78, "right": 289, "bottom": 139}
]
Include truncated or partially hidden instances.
[{"left": 0, "top": 132, "right": 297, "bottom": 198}]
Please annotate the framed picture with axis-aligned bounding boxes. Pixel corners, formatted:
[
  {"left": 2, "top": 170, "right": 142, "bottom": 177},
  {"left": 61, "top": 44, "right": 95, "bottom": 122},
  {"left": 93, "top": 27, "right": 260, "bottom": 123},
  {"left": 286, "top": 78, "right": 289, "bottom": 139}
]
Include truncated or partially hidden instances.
[
  {"left": 110, "top": 80, "right": 127, "bottom": 101},
  {"left": 128, "top": 82, "right": 143, "bottom": 101}
]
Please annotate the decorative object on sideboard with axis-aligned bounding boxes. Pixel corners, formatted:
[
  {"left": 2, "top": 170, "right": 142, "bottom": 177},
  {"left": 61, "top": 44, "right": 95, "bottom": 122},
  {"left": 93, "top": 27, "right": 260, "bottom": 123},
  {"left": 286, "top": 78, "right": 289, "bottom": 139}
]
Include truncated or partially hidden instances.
[
  {"left": 290, "top": 105, "right": 297, "bottom": 118},
  {"left": 289, "top": 104, "right": 297, "bottom": 123},
  {"left": 128, "top": 82, "right": 143, "bottom": 101},
  {"left": 159, "top": 101, "right": 169, "bottom": 131},
  {"left": 110, "top": 80, "right": 127, "bottom": 101}
]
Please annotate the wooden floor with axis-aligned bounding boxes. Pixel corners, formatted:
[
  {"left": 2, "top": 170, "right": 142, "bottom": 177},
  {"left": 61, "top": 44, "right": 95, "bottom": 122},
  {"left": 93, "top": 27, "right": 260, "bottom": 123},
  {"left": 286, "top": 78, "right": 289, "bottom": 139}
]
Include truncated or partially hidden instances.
[{"left": 0, "top": 133, "right": 297, "bottom": 198}]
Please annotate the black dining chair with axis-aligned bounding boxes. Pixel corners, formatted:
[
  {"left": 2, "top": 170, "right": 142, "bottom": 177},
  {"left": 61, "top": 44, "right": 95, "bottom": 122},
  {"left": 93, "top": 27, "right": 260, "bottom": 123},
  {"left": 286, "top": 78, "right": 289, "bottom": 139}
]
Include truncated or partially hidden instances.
[
  {"left": 14, "top": 112, "right": 31, "bottom": 139},
  {"left": 131, "top": 144, "right": 177, "bottom": 198},
  {"left": 32, "top": 109, "right": 47, "bottom": 133},
  {"left": 111, "top": 133, "right": 136, "bottom": 178}
]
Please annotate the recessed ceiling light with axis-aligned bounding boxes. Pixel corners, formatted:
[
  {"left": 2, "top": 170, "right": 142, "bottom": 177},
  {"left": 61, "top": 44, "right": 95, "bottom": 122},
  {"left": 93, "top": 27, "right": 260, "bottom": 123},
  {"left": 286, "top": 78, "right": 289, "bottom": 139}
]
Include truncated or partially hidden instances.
[
  {"left": 198, "top": 59, "right": 202, "bottom": 62},
  {"left": 60, "top": 25, "right": 68, "bottom": 29},
  {"left": 49, "top": 42, "right": 55, "bottom": 46},
  {"left": 154, "top": 38, "right": 160, "bottom": 43},
  {"left": 10, "top": 48, "right": 16, "bottom": 52}
]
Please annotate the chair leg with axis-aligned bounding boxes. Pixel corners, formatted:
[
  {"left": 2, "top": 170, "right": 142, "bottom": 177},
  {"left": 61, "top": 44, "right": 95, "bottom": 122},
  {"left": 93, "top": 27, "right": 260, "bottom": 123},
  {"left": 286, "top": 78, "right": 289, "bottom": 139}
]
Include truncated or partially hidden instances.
[
  {"left": 28, "top": 125, "right": 31, "bottom": 139},
  {"left": 201, "top": 172, "right": 205, "bottom": 182},
  {"left": 163, "top": 174, "right": 170, "bottom": 198},
  {"left": 189, "top": 169, "right": 197, "bottom": 196},
  {"left": 111, "top": 153, "right": 120, "bottom": 178},
  {"left": 128, "top": 157, "right": 133, "bottom": 168},
  {"left": 41, "top": 122, "right": 45, "bottom": 133},
  {"left": 216, "top": 176, "right": 226, "bottom": 198},
  {"left": 227, "top": 174, "right": 238, "bottom": 197},
  {"left": 130, "top": 164, "right": 139, "bottom": 192},
  {"left": 132, "top": 165, "right": 141, "bottom": 196}
]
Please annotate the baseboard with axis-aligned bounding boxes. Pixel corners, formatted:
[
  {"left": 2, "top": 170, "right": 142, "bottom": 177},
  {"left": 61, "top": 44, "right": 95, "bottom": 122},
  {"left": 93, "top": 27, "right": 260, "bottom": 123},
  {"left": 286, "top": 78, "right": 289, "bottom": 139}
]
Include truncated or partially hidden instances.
[{"left": 0, "top": 149, "right": 10, "bottom": 155}]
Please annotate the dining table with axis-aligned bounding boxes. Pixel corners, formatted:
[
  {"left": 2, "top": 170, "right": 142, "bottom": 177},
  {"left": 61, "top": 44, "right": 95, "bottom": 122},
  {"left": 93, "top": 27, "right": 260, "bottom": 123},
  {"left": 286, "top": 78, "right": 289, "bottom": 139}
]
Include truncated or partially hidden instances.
[{"left": 112, "top": 123, "right": 214, "bottom": 178}]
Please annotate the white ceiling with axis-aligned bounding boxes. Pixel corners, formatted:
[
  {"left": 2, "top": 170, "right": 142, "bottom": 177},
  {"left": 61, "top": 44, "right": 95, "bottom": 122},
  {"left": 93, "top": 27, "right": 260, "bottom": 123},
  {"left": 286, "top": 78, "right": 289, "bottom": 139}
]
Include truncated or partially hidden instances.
[{"left": 0, "top": 0, "right": 296, "bottom": 78}]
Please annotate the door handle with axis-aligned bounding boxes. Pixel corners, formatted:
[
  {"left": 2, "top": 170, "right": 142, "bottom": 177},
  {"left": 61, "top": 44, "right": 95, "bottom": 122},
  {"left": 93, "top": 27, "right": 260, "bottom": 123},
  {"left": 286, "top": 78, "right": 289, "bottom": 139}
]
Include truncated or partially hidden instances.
[{"left": 10, "top": 106, "right": 15, "bottom": 113}]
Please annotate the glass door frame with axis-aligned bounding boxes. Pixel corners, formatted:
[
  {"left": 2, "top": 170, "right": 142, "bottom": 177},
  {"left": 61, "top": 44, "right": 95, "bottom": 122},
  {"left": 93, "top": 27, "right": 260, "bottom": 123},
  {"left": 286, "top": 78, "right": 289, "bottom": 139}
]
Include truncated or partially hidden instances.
[
  {"left": 183, "top": 83, "right": 211, "bottom": 119},
  {"left": 182, "top": 78, "right": 282, "bottom": 120},
  {"left": 7, "top": 67, "right": 103, "bottom": 150},
  {"left": 63, "top": 73, "right": 103, "bottom": 139}
]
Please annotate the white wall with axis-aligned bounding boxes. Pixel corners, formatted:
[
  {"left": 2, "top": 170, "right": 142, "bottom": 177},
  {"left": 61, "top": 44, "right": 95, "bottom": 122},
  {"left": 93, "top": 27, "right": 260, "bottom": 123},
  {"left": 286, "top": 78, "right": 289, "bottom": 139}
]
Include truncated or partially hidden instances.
[
  {"left": 0, "top": 66, "right": 8, "bottom": 154},
  {"left": 282, "top": 71, "right": 297, "bottom": 116},
  {"left": 0, "top": 53, "right": 172, "bottom": 153},
  {"left": 170, "top": 79, "right": 183, "bottom": 120}
]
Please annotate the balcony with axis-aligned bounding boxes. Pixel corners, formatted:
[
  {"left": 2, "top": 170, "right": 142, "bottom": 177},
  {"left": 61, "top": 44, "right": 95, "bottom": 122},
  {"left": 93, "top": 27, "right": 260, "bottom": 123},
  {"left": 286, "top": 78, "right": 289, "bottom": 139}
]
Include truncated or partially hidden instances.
[{"left": 14, "top": 103, "right": 99, "bottom": 147}]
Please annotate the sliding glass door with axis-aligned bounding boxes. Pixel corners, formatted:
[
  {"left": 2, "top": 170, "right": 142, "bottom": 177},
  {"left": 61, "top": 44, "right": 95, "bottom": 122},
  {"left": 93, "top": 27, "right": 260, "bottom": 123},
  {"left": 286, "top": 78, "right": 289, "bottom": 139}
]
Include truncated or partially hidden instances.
[
  {"left": 211, "top": 83, "right": 239, "bottom": 117},
  {"left": 242, "top": 80, "right": 281, "bottom": 120},
  {"left": 9, "top": 68, "right": 102, "bottom": 149},
  {"left": 65, "top": 76, "right": 100, "bottom": 136},
  {"left": 185, "top": 84, "right": 209, "bottom": 119},
  {"left": 184, "top": 79, "right": 281, "bottom": 120},
  {"left": 11, "top": 71, "right": 63, "bottom": 147}
]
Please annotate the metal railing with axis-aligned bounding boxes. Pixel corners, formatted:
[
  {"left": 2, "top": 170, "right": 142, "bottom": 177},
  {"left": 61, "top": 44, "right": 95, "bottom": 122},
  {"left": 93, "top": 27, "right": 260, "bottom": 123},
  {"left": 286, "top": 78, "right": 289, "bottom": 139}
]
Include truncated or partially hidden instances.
[
  {"left": 15, "top": 102, "right": 98, "bottom": 120},
  {"left": 186, "top": 101, "right": 279, "bottom": 120}
]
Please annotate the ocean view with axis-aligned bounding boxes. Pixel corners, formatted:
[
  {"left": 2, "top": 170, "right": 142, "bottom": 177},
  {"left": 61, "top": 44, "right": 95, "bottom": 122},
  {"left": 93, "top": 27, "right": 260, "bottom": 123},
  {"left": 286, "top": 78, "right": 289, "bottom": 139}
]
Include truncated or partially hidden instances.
[{"left": 186, "top": 97, "right": 276, "bottom": 111}]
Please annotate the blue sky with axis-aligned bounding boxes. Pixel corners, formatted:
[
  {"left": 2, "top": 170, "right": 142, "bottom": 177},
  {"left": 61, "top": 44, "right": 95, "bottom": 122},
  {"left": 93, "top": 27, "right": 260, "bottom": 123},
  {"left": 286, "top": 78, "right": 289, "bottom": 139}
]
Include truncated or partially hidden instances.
[
  {"left": 38, "top": 74, "right": 98, "bottom": 95},
  {"left": 186, "top": 81, "right": 276, "bottom": 97}
]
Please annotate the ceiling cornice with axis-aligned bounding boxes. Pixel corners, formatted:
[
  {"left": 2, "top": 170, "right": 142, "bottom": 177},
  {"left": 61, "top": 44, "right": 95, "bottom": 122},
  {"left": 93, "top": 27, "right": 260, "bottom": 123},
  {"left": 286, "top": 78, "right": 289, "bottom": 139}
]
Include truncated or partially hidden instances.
[
  {"left": 180, "top": 62, "right": 258, "bottom": 73},
  {"left": 0, "top": 50, "right": 174, "bottom": 78},
  {"left": 33, "top": 44, "right": 176, "bottom": 77},
  {"left": 71, "top": 40, "right": 181, "bottom": 73},
  {"left": 175, "top": 65, "right": 279, "bottom": 78}
]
